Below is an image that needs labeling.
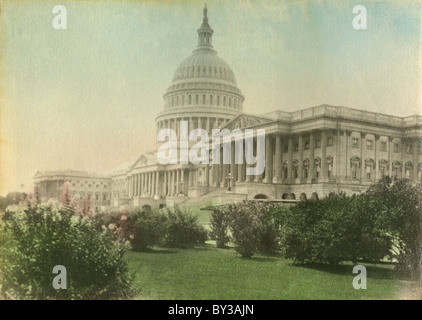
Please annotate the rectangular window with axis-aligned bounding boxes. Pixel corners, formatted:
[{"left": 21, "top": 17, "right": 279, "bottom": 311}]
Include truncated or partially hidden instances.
[
  {"left": 327, "top": 137, "right": 333, "bottom": 147},
  {"left": 284, "top": 145, "right": 288, "bottom": 153},
  {"left": 103, "top": 194, "right": 106, "bottom": 201},
  {"left": 352, "top": 138, "right": 359, "bottom": 147},
  {"left": 394, "top": 143, "right": 399, "bottom": 153},
  {"left": 366, "top": 140, "right": 373, "bottom": 150},
  {"left": 304, "top": 142, "right": 310, "bottom": 150},
  {"left": 315, "top": 140, "right": 321, "bottom": 148},
  {"left": 352, "top": 164, "right": 357, "bottom": 179},
  {"left": 294, "top": 143, "right": 299, "bottom": 152},
  {"left": 380, "top": 141, "right": 387, "bottom": 152}
]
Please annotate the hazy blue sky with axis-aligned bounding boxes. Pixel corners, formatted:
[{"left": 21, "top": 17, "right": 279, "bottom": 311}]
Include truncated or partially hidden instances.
[{"left": 0, "top": 0, "right": 421, "bottom": 195}]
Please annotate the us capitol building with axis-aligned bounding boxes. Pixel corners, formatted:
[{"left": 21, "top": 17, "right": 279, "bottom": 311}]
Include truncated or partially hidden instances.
[{"left": 34, "top": 6, "right": 422, "bottom": 212}]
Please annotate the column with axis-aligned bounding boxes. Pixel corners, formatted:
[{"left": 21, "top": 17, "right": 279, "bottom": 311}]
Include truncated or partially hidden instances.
[
  {"left": 181, "top": 169, "right": 185, "bottom": 194},
  {"left": 148, "top": 172, "right": 152, "bottom": 195},
  {"left": 223, "top": 146, "right": 229, "bottom": 186},
  {"left": 374, "top": 135, "right": 379, "bottom": 181},
  {"left": 206, "top": 117, "right": 211, "bottom": 132},
  {"left": 413, "top": 138, "right": 419, "bottom": 182},
  {"left": 141, "top": 173, "right": 145, "bottom": 195},
  {"left": 237, "top": 150, "right": 244, "bottom": 183},
  {"left": 298, "top": 133, "right": 303, "bottom": 180},
  {"left": 388, "top": 137, "right": 393, "bottom": 177},
  {"left": 361, "top": 132, "right": 366, "bottom": 182},
  {"left": 309, "top": 132, "right": 315, "bottom": 180},
  {"left": 273, "top": 134, "right": 282, "bottom": 183},
  {"left": 176, "top": 169, "right": 180, "bottom": 195},
  {"left": 230, "top": 141, "right": 236, "bottom": 182},
  {"left": 321, "top": 130, "right": 327, "bottom": 180},
  {"left": 335, "top": 129, "right": 341, "bottom": 178},
  {"left": 205, "top": 165, "right": 210, "bottom": 186},
  {"left": 155, "top": 171, "right": 159, "bottom": 196},
  {"left": 214, "top": 149, "right": 220, "bottom": 187},
  {"left": 219, "top": 146, "right": 224, "bottom": 185},
  {"left": 263, "top": 135, "right": 273, "bottom": 183},
  {"left": 189, "top": 117, "right": 194, "bottom": 131},
  {"left": 169, "top": 171, "right": 173, "bottom": 196},
  {"left": 401, "top": 139, "right": 405, "bottom": 178},
  {"left": 254, "top": 138, "right": 262, "bottom": 182},
  {"left": 163, "top": 171, "right": 167, "bottom": 196},
  {"left": 287, "top": 135, "right": 293, "bottom": 181},
  {"left": 345, "top": 131, "right": 351, "bottom": 179}
]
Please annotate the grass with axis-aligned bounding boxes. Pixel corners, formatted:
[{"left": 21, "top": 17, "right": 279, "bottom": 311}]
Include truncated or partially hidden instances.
[{"left": 126, "top": 244, "right": 404, "bottom": 300}]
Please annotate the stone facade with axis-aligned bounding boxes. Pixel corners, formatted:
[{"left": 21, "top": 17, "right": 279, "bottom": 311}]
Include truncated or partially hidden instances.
[{"left": 33, "top": 7, "right": 422, "bottom": 210}]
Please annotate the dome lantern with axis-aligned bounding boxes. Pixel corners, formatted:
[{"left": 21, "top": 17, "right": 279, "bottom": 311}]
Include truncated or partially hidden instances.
[{"left": 197, "top": 4, "right": 214, "bottom": 49}]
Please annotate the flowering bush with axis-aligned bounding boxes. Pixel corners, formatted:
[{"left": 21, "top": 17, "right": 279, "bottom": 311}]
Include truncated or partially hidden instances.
[{"left": 1, "top": 204, "right": 136, "bottom": 300}]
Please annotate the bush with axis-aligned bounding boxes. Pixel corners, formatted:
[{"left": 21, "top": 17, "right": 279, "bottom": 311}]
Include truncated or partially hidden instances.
[
  {"left": 130, "top": 209, "right": 168, "bottom": 251},
  {"left": 366, "top": 178, "right": 422, "bottom": 280},
  {"left": 164, "top": 206, "right": 208, "bottom": 248},
  {"left": 209, "top": 207, "right": 231, "bottom": 248},
  {"left": 223, "top": 201, "right": 281, "bottom": 258},
  {"left": 271, "top": 191, "right": 393, "bottom": 265},
  {"left": 1, "top": 204, "right": 136, "bottom": 300}
]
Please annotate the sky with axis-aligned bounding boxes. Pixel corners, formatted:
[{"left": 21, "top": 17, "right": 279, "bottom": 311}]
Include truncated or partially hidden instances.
[{"left": 0, "top": 0, "right": 421, "bottom": 196}]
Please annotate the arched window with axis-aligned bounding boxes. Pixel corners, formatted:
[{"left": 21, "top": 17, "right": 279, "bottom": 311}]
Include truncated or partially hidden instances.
[
  {"left": 176, "top": 95, "right": 179, "bottom": 106},
  {"left": 303, "top": 158, "right": 310, "bottom": 179},
  {"left": 188, "top": 95, "right": 192, "bottom": 105},
  {"left": 392, "top": 161, "right": 402, "bottom": 180},
  {"left": 350, "top": 157, "right": 361, "bottom": 180},
  {"left": 229, "top": 97, "right": 232, "bottom": 107},
  {"left": 195, "top": 94, "right": 199, "bottom": 104},
  {"left": 327, "top": 156, "right": 333, "bottom": 178},
  {"left": 203, "top": 94, "right": 206, "bottom": 105},
  {"left": 314, "top": 157, "right": 321, "bottom": 178},
  {"left": 197, "top": 66, "right": 200, "bottom": 77},
  {"left": 405, "top": 162, "right": 413, "bottom": 178},
  {"left": 217, "top": 96, "right": 220, "bottom": 106},
  {"left": 379, "top": 159, "right": 389, "bottom": 178},
  {"left": 172, "top": 97, "right": 175, "bottom": 107},
  {"left": 182, "top": 95, "right": 185, "bottom": 105},
  {"left": 210, "top": 95, "right": 213, "bottom": 105},
  {"left": 223, "top": 96, "right": 226, "bottom": 106},
  {"left": 292, "top": 160, "right": 299, "bottom": 179}
]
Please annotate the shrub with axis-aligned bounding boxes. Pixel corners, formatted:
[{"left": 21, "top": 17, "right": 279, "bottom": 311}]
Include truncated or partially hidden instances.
[
  {"left": 209, "top": 207, "right": 231, "bottom": 248},
  {"left": 1, "top": 204, "right": 136, "bottom": 300},
  {"left": 224, "top": 201, "right": 281, "bottom": 258},
  {"left": 130, "top": 209, "right": 168, "bottom": 251},
  {"left": 271, "top": 192, "right": 393, "bottom": 264},
  {"left": 164, "top": 206, "right": 208, "bottom": 248},
  {"left": 366, "top": 178, "right": 422, "bottom": 280}
]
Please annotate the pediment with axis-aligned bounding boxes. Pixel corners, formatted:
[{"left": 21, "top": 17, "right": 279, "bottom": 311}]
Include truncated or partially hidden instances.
[
  {"left": 223, "top": 113, "right": 274, "bottom": 131},
  {"left": 131, "top": 153, "right": 157, "bottom": 169}
]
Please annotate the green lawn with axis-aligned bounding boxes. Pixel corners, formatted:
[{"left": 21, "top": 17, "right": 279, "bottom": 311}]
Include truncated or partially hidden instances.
[{"left": 126, "top": 244, "right": 404, "bottom": 300}]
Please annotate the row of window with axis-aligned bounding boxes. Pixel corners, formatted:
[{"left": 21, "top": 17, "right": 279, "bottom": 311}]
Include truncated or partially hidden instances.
[
  {"left": 174, "top": 65, "right": 234, "bottom": 82},
  {"left": 71, "top": 182, "right": 108, "bottom": 188},
  {"left": 279, "top": 158, "right": 419, "bottom": 180},
  {"left": 281, "top": 138, "right": 417, "bottom": 154},
  {"left": 72, "top": 192, "right": 108, "bottom": 201},
  {"left": 168, "top": 93, "right": 241, "bottom": 109}
]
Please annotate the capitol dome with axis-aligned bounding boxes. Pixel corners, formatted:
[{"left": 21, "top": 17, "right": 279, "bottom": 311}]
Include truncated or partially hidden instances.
[{"left": 156, "top": 5, "right": 244, "bottom": 134}]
